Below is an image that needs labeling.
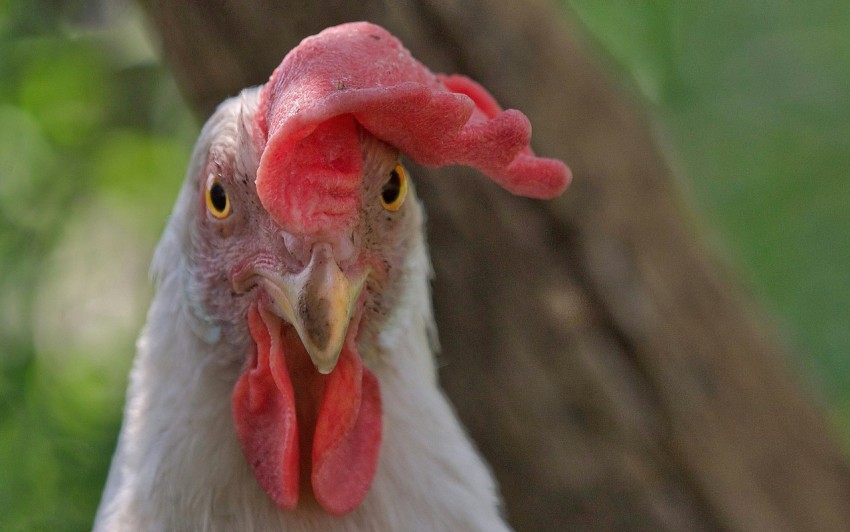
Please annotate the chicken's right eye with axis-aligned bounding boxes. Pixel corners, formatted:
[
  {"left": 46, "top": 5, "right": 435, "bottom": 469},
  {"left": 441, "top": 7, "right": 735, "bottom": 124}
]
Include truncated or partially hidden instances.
[{"left": 205, "top": 174, "right": 232, "bottom": 219}]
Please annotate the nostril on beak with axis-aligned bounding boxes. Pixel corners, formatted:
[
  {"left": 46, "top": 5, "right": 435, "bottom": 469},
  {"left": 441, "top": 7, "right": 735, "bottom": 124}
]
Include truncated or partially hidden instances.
[
  {"left": 334, "top": 231, "right": 357, "bottom": 265},
  {"left": 281, "top": 231, "right": 358, "bottom": 271},
  {"left": 280, "top": 231, "right": 309, "bottom": 269}
]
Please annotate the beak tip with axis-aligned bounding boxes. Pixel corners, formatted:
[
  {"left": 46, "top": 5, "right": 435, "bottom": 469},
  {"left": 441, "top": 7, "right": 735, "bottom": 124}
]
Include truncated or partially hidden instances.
[
  {"left": 309, "top": 348, "right": 342, "bottom": 375},
  {"left": 316, "top": 364, "right": 336, "bottom": 376}
]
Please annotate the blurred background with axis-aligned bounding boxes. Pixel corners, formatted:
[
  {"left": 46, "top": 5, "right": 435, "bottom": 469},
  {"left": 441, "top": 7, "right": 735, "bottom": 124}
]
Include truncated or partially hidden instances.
[{"left": 0, "top": 1, "right": 846, "bottom": 529}]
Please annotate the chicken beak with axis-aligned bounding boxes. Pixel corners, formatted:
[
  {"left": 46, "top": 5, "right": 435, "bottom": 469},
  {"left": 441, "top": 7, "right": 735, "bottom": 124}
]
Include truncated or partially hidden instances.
[{"left": 258, "top": 243, "right": 367, "bottom": 375}]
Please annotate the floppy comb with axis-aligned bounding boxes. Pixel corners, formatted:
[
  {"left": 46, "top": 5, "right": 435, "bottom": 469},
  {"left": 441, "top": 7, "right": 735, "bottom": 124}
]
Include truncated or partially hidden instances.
[{"left": 254, "top": 22, "right": 571, "bottom": 233}]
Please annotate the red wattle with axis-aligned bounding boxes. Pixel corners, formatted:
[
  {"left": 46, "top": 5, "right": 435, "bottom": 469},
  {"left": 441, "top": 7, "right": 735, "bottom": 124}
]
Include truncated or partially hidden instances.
[
  {"left": 232, "top": 305, "right": 382, "bottom": 515},
  {"left": 312, "top": 342, "right": 383, "bottom": 515},
  {"left": 232, "top": 307, "right": 300, "bottom": 509}
]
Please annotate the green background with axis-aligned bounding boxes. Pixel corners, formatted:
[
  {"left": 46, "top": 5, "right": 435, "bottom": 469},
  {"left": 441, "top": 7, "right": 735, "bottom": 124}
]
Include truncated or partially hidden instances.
[
  {"left": 566, "top": 0, "right": 849, "bottom": 429},
  {"left": 0, "top": 1, "right": 847, "bottom": 529}
]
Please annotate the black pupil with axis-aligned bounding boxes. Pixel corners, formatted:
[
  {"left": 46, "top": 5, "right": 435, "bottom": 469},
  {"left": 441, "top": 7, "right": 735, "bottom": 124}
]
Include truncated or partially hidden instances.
[
  {"left": 382, "top": 169, "right": 401, "bottom": 204},
  {"left": 210, "top": 181, "right": 228, "bottom": 212}
]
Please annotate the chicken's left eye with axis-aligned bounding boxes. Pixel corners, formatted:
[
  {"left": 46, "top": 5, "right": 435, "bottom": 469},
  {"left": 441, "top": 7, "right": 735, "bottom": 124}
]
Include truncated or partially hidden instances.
[
  {"left": 380, "top": 163, "right": 408, "bottom": 212},
  {"left": 205, "top": 174, "right": 232, "bottom": 219}
]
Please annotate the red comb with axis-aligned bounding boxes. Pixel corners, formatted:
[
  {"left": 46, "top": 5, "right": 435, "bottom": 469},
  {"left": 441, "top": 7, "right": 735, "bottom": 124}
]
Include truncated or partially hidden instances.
[{"left": 255, "top": 22, "right": 571, "bottom": 234}]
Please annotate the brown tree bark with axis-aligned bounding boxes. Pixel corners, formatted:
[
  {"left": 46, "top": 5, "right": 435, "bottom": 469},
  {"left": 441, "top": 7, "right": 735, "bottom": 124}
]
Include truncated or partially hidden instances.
[{"left": 140, "top": 1, "right": 850, "bottom": 530}]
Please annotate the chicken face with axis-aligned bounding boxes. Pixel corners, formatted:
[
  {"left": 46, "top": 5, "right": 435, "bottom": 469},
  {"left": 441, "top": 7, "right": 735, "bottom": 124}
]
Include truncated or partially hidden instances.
[
  {"left": 175, "top": 21, "right": 570, "bottom": 517},
  {"left": 191, "top": 114, "right": 410, "bottom": 368},
  {"left": 184, "top": 102, "right": 417, "bottom": 514}
]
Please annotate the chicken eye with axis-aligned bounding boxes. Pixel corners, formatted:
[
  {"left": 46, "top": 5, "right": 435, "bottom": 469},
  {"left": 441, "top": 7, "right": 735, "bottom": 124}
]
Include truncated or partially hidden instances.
[
  {"left": 380, "top": 163, "right": 408, "bottom": 212},
  {"left": 205, "top": 174, "right": 232, "bottom": 219}
]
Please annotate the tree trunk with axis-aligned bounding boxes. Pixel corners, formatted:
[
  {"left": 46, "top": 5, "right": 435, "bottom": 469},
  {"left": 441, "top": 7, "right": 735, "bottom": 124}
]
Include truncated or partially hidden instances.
[{"left": 140, "top": 1, "right": 850, "bottom": 530}]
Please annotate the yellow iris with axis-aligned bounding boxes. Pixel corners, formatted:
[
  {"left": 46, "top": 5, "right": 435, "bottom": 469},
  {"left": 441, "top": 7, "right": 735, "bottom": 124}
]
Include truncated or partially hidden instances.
[
  {"left": 380, "top": 163, "right": 408, "bottom": 211},
  {"left": 205, "top": 173, "right": 231, "bottom": 219}
]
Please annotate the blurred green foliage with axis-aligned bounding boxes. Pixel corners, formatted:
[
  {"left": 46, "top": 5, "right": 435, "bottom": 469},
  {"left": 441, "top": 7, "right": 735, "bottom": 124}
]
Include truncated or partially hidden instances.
[
  {"left": 0, "top": 1, "right": 847, "bottom": 530},
  {"left": 0, "top": 1, "right": 195, "bottom": 529}
]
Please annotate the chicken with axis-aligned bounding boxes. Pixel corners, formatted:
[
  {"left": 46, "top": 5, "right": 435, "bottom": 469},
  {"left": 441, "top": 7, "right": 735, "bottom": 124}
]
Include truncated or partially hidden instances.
[{"left": 95, "top": 22, "right": 570, "bottom": 530}]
